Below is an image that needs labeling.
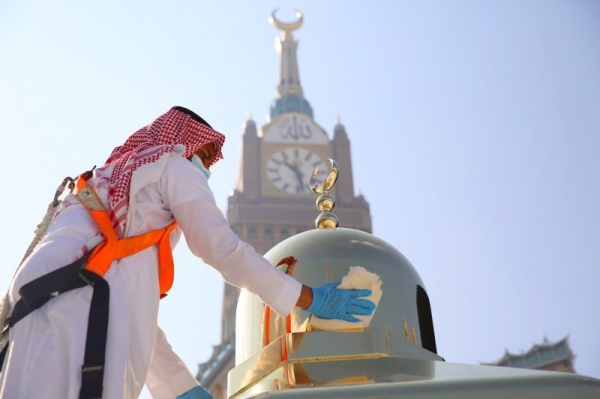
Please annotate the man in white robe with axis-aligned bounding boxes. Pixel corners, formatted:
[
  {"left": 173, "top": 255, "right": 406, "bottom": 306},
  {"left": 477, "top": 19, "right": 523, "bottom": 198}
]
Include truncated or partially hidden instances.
[{"left": 0, "top": 106, "right": 373, "bottom": 399}]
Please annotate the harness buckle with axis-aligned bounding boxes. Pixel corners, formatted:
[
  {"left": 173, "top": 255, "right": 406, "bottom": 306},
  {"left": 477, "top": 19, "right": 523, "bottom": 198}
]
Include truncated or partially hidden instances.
[
  {"left": 79, "top": 270, "right": 101, "bottom": 287},
  {"left": 82, "top": 365, "right": 104, "bottom": 373},
  {"left": 80, "top": 364, "right": 104, "bottom": 399}
]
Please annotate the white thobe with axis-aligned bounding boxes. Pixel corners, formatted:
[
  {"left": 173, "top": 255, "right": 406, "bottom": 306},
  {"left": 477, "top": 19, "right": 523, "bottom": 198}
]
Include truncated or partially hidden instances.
[{"left": 0, "top": 147, "right": 301, "bottom": 399}]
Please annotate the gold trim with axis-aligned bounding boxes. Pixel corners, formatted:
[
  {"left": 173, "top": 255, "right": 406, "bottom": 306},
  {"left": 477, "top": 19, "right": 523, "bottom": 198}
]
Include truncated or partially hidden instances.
[{"left": 412, "top": 327, "right": 417, "bottom": 345}]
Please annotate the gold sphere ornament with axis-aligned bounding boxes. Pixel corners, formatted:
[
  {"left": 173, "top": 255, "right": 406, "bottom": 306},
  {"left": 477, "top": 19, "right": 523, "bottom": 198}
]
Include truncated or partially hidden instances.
[{"left": 309, "top": 159, "right": 339, "bottom": 229}]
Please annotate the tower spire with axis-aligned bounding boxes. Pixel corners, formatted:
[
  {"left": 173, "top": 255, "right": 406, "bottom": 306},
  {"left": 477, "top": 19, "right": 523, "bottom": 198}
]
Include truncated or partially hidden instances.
[{"left": 268, "top": 9, "right": 313, "bottom": 120}]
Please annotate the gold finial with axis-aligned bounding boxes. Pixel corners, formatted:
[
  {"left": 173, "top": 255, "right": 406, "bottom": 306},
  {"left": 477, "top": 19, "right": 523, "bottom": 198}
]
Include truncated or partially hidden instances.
[
  {"left": 310, "top": 159, "right": 339, "bottom": 229},
  {"left": 404, "top": 321, "right": 409, "bottom": 341}
]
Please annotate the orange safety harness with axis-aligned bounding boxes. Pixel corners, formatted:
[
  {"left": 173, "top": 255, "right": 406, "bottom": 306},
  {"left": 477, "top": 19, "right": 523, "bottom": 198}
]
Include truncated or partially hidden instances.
[
  {"left": 73, "top": 173, "right": 178, "bottom": 298},
  {"left": 1, "top": 171, "right": 180, "bottom": 398}
]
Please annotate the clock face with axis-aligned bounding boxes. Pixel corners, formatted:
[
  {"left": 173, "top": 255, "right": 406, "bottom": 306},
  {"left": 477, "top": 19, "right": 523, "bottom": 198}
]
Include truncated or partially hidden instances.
[{"left": 266, "top": 147, "right": 327, "bottom": 195}]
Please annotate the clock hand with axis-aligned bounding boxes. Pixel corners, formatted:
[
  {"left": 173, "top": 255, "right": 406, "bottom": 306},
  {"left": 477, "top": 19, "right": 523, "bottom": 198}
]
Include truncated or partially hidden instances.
[
  {"left": 282, "top": 161, "right": 300, "bottom": 174},
  {"left": 283, "top": 161, "right": 306, "bottom": 193}
]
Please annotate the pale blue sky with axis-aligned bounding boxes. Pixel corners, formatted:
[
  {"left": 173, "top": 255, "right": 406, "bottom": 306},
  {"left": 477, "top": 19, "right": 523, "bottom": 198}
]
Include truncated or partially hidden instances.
[{"left": 1, "top": 1, "right": 599, "bottom": 396}]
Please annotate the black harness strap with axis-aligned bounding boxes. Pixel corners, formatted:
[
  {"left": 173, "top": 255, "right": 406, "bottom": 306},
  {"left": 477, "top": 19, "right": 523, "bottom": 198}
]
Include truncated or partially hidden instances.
[
  {"left": 79, "top": 270, "right": 109, "bottom": 399},
  {"left": 9, "top": 252, "right": 91, "bottom": 328},
  {"left": 2, "top": 251, "right": 110, "bottom": 399}
]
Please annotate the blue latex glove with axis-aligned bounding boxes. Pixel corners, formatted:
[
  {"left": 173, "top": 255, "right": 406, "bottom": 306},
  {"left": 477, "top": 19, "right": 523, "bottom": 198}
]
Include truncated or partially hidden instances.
[
  {"left": 176, "top": 386, "right": 212, "bottom": 399},
  {"left": 307, "top": 282, "right": 375, "bottom": 322}
]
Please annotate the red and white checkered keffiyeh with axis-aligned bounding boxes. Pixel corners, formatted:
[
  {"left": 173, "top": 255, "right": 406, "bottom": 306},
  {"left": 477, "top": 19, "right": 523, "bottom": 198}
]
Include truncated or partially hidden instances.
[{"left": 97, "top": 106, "right": 226, "bottom": 237}]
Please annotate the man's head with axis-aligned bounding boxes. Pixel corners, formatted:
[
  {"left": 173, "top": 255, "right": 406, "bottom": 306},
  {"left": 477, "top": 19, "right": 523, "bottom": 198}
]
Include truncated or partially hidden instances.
[
  {"left": 99, "top": 106, "right": 227, "bottom": 235},
  {"left": 105, "top": 106, "right": 225, "bottom": 168},
  {"left": 171, "top": 106, "right": 219, "bottom": 169},
  {"left": 170, "top": 106, "right": 224, "bottom": 169}
]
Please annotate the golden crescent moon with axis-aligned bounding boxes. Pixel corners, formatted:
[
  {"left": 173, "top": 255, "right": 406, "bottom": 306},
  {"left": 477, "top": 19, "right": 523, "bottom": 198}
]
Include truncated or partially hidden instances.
[
  {"left": 269, "top": 9, "right": 303, "bottom": 32},
  {"left": 310, "top": 159, "right": 339, "bottom": 194}
]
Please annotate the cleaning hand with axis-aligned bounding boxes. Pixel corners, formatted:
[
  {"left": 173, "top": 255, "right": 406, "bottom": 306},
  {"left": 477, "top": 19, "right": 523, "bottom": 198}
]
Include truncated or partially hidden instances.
[{"left": 307, "top": 282, "right": 375, "bottom": 322}]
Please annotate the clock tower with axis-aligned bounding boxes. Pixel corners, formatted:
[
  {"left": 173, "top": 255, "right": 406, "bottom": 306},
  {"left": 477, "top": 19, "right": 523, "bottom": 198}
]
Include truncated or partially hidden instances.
[{"left": 197, "top": 10, "right": 372, "bottom": 398}]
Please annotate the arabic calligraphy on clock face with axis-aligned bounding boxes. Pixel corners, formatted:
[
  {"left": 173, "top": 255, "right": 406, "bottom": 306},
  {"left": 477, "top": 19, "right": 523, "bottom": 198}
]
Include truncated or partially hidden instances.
[
  {"left": 280, "top": 114, "right": 313, "bottom": 140},
  {"left": 263, "top": 114, "right": 329, "bottom": 145}
]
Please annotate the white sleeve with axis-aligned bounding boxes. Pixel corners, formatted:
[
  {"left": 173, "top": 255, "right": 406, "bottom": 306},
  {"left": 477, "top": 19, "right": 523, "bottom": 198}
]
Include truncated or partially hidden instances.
[
  {"left": 145, "top": 327, "right": 199, "bottom": 399},
  {"left": 160, "top": 157, "right": 302, "bottom": 317}
]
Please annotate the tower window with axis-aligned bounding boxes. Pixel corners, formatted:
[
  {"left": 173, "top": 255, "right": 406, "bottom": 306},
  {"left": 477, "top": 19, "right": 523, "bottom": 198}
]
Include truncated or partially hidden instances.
[
  {"left": 280, "top": 228, "right": 289, "bottom": 240},
  {"left": 264, "top": 227, "right": 274, "bottom": 240},
  {"left": 248, "top": 227, "right": 258, "bottom": 240}
]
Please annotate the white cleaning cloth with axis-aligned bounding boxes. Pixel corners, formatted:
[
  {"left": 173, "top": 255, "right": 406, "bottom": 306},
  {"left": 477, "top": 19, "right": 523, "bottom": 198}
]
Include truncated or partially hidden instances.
[{"left": 310, "top": 266, "right": 383, "bottom": 331}]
